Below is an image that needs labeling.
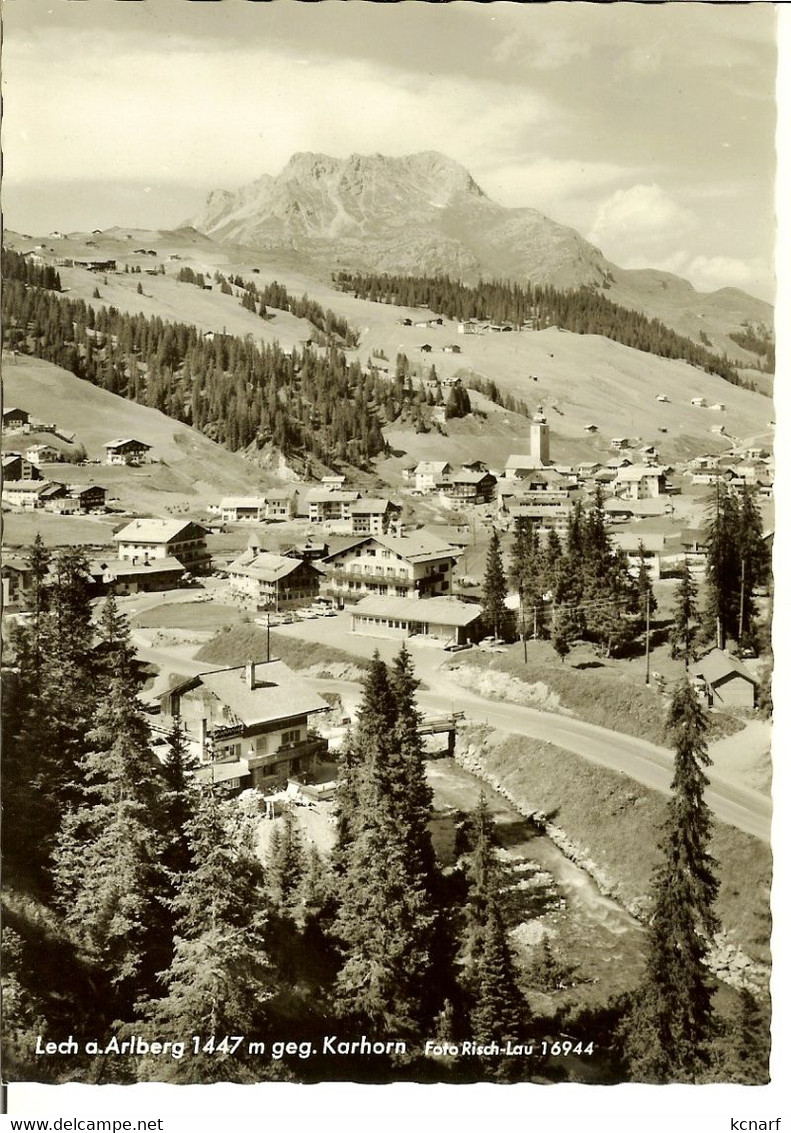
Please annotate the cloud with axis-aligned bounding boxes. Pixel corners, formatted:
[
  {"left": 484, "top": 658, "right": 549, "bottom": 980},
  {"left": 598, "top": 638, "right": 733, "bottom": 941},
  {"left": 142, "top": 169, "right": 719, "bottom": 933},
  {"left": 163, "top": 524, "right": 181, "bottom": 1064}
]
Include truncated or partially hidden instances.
[
  {"left": 685, "top": 255, "right": 774, "bottom": 295},
  {"left": 2, "top": 41, "right": 553, "bottom": 188},
  {"left": 587, "top": 184, "right": 695, "bottom": 255}
]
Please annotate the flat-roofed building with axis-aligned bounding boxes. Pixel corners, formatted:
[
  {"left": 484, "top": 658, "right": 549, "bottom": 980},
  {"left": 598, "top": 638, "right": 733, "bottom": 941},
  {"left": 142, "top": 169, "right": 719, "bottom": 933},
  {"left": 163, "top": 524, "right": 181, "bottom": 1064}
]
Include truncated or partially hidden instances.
[{"left": 351, "top": 594, "right": 482, "bottom": 645}]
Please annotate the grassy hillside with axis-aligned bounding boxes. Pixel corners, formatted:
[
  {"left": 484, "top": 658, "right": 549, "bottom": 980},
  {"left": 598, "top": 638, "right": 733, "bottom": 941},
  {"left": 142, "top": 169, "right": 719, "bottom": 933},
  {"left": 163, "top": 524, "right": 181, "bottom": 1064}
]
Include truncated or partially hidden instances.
[
  {"left": 5, "top": 229, "right": 773, "bottom": 463},
  {"left": 1, "top": 355, "right": 276, "bottom": 514},
  {"left": 460, "top": 727, "right": 772, "bottom": 965}
]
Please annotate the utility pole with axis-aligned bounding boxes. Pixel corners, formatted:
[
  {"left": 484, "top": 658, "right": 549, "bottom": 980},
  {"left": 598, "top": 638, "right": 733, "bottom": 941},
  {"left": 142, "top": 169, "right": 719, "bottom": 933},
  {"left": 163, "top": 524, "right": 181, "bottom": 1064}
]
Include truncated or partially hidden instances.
[
  {"left": 266, "top": 610, "right": 270, "bottom": 662},
  {"left": 645, "top": 588, "right": 651, "bottom": 685},
  {"left": 520, "top": 589, "right": 527, "bottom": 663},
  {"left": 738, "top": 556, "right": 746, "bottom": 644}
]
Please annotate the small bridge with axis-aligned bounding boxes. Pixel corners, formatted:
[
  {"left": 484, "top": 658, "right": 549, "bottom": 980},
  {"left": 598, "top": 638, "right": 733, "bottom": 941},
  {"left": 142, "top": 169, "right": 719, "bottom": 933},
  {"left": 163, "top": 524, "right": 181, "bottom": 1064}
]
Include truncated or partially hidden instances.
[{"left": 417, "top": 711, "right": 465, "bottom": 757}]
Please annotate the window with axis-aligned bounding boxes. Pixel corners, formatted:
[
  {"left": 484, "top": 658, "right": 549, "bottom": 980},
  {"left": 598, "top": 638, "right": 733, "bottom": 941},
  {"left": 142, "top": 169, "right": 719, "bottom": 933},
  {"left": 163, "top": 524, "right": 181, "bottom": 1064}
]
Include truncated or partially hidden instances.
[{"left": 282, "top": 728, "right": 301, "bottom": 746}]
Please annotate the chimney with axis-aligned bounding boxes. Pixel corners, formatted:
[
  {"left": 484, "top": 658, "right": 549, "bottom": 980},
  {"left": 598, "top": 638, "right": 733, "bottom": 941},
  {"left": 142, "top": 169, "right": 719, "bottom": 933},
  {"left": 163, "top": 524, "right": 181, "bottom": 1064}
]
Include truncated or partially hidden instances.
[{"left": 245, "top": 660, "right": 256, "bottom": 690}]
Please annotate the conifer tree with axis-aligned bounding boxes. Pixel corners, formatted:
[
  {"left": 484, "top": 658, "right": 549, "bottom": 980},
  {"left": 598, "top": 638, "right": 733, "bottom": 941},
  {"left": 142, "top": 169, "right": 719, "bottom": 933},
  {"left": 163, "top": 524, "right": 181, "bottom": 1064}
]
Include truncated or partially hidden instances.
[
  {"left": 621, "top": 679, "right": 719, "bottom": 1081},
  {"left": 267, "top": 805, "right": 305, "bottom": 913},
  {"left": 331, "top": 655, "right": 440, "bottom": 1039},
  {"left": 461, "top": 796, "right": 528, "bottom": 1079},
  {"left": 52, "top": 606, "right": 171, "bottom": 1000},
  {"left": 480, "top": 530, "right": 511, "bottom": 641},
  {"left": 137, "top": 793, "right": 279, "bottom": 1083},
  {"left": 669, "top": 561, "right": 699, "bottom": 666}
]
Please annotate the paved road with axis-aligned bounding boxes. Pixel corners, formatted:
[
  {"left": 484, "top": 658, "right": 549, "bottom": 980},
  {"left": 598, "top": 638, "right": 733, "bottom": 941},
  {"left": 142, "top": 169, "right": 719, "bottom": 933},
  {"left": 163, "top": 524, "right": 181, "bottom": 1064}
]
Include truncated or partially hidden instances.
[
  {"left": 310, "top": 674, "right": 772, "bottom": 844},
  {"left": 131, "top": 628, "right": 772, "bottom": 844}
]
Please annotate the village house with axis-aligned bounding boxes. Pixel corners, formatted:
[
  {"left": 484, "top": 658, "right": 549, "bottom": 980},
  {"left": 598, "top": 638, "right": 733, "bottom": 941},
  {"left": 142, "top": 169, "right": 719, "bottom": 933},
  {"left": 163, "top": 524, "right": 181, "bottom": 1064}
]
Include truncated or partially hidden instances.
[
  {"left": 306, "top": 488, "right": 362, "bottom": 525},
  {"left": 227, "top": 545, "right": 321, "bottom": 610},
  {"left": 439, "top": 470, "right": 497, "bottom": 507},
  {"left": 680, "top": 528, "right": 709, "bottom": 576},
  {"left": 321, "top": 531, "right": 458, "bottom": 602},
  {"left": 2, "top": 407, "right": 30, "bottom": 432},
  {"left": 609, "top": 532, "right": 667, "bottom": 581},
  {"left": 500, "top": 501, "right": 573, "bottom": 541},
  {"left": 1, "top": 556, "right": 34, "bottom": 609},
  {"left": 414, "top": 461, "right": 452, "bottom": 493},
  {"left": 2, "top": 453, "right": 42, "bottom": 481},
  {"left": 91, "top": 557, "right": 186, "bottom": 596},
  {"left": 690, "top": 649, "right": 757, "bottom": 709},
  {"left": 351, "top": 594, "right": 483, "bottom": 646},
  {"left": 2, "top": 480, "right": 65, "bottom": 509},
  {"left": 25, "top": 444, "right": 61, "bottom": 465},
  {"left": 63, "top": 484, "right": 107, "bottom": 512},
  {"left": 615, "top": 464, "right": 668, "bottom": 500},
  {"left": 113, "top": 518, "right": 211, "bottom": 573},
  {"left": 161, "top": 660, "right": 330, "bottom": 793},
  {"left": 104, "top": 438, "right": 152, "bottom": 466},
  {"left": 349, "top": 498, "right": 402, "bottom": 536}
]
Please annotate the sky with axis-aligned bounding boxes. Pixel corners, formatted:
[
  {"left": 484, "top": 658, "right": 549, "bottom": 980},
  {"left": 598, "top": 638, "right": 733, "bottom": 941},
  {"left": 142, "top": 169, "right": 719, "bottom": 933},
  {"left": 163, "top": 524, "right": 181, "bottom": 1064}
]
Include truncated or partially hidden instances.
[{"left": 0, "top": 0, "right": 780, "bottom": 302}]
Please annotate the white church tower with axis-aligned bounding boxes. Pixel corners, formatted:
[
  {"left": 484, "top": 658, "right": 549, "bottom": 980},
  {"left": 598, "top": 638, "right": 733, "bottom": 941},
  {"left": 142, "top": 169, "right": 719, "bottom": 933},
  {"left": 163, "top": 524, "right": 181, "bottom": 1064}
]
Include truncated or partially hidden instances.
[{"left": 531, "top": 411, "right": 550, "bottom": 466}]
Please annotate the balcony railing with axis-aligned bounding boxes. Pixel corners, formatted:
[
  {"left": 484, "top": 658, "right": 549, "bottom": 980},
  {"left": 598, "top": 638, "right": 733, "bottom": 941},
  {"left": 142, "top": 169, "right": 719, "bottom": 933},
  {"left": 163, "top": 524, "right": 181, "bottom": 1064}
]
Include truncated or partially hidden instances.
[{"left": 246, "top": 736, "right": 328, "bottom": 771}]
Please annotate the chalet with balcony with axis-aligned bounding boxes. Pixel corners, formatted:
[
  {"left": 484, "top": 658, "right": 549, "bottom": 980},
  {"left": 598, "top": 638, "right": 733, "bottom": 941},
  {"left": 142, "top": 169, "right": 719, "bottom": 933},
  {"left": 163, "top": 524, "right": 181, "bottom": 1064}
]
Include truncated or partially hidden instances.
[
  {"left": 349, "top": 497, "right": 402, "bottom": 536},
  {"left": 227, "top": 548, "right": 321, "bottom": 609},
  {"left": 306, "top": 488, "right": 361, "bottom": 525},
  {"left": 91, "top": 556, "right": 186, "bottom": 595},
  {"left": 321, "top": 531, "right": 457, "bottom": 601},
  {"left": 113, "top": 518, "right": 211, "bottom": 573},
  {"left": 2, "top": 480, "right": 65, "bottom": 509},
  {"left": 609, "top": 532, "right": 667, "bottom": 581},
  {"left": 439, "top": 470, "right": 497, "bottom": 507},
  {"left": 25, "top": 444, "right": 61, "bottom": 465},
  {"left": 2, "top": 556, "right": 34, "bottom": 609},
  {"left": 162, "top": 660, "right": 330, "bottom": 793},
  {"left": 104, "top": 438, "right": 152, "bottom": 466},
  {"left": 615, "top": 464, "right": 668, "bottom": 500}
]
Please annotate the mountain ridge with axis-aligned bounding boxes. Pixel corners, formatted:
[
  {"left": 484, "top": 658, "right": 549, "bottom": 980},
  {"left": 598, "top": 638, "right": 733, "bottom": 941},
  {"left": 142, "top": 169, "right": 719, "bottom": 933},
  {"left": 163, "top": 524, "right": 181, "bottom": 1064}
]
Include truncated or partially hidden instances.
[{"left": 187, "top": 151, "right": 772, "bottom": 361}]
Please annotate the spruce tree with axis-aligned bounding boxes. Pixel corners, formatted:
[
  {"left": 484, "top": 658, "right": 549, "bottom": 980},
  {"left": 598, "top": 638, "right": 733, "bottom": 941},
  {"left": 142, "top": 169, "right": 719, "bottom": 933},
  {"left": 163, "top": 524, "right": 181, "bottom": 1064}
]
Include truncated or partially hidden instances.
[
  {"left": 331, "top": 655, "right": 440, "bottom": 1039},
  {"left": 267, "top": 805, "right": 305, "bottom": 913},
  {"left": 480, "top": 530, "right": 510, "bottom": 641},
  {"left": 462, "top": 796, "right": 528, "bottom": 1079},
  {"left": 136, "top": 793, "right": 279, "bottom": 1083},
  {"left": 621, "top": 679, "right": 720, "bottom": 1082},
  {"left": 52, "top": 606, "right": 171, "bottom": 1000},
  {"left": 669, "top": 561, "right": 699, "bottom": 666}
]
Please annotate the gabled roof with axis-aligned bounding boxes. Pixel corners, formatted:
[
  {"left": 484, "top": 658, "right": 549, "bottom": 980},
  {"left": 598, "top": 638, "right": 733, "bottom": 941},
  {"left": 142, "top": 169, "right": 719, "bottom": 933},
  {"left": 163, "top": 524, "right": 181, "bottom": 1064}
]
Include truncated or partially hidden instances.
[
  {"left": 349, "top": 497, "right": 399, "bottom": 514},
  {"left": 98, "top": 556, "right": 185, "bottom": 578},
  {"left": 690, "top": 649, "right": 756, "bottom": 687},
  {"left": 323, "top": 531, "right": 457, "bottom": 566},
  {"left": 414, "top": 460, "right": 452, "bottom": 476},
  {"left": 505, "top": 454, "right": 543, "bottom": 470},
  {"left": 610, "top": 532, "right": 667, "bottom": 553},
  {"left": 305, "top": 489, "right": 361, "bottom": 504},
  {"left": 114, "top": 518, "right": 208, "bottom": 544},
  {"left": 220, "top": 496, "right": 268, "bottom": 509},
  {"left": 104, "top": 437, "right": 152, "bottom": 450},
  {"left": 228, "top": 551, "right": 313, "bottom": 583},
  {"left": 171, "top": 661, "right": 329, "bottom": 728}
]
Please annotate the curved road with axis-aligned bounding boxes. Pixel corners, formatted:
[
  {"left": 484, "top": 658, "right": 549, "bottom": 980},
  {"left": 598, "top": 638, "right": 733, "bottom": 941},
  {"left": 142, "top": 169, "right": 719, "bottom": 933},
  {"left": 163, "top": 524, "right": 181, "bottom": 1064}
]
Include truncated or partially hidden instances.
[
  {"left": 308, "top": 673, "right": 772, "bottom": 843},
  {"left": 130, "top": 626, "right": 772, "bottom": 843}
]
